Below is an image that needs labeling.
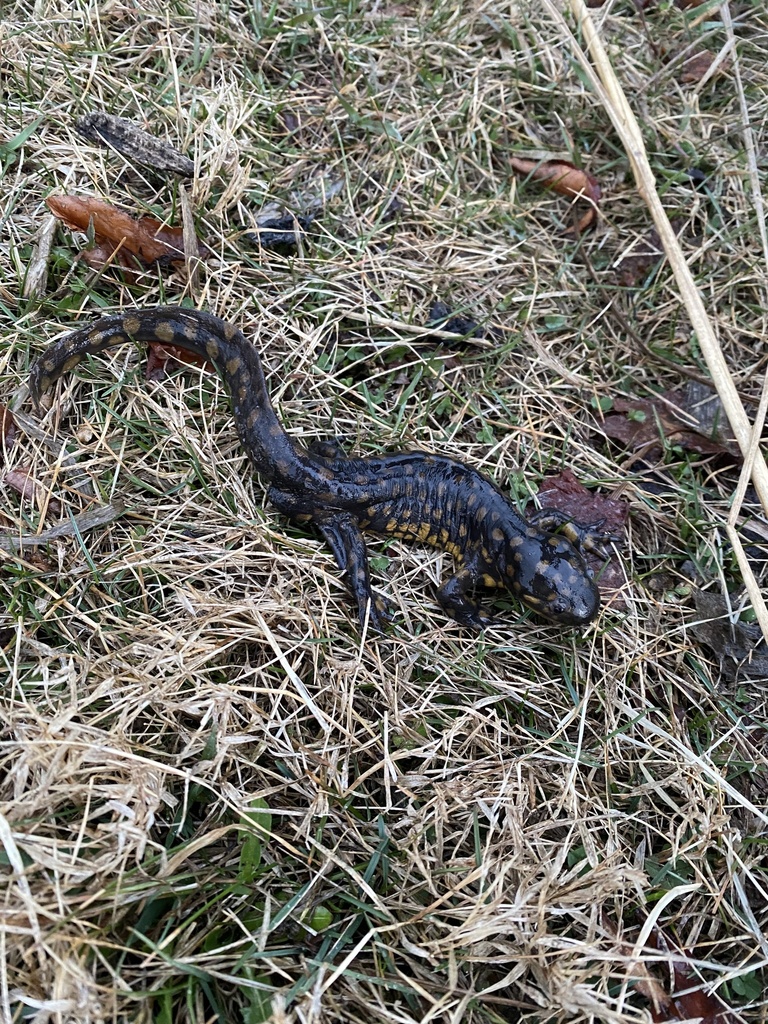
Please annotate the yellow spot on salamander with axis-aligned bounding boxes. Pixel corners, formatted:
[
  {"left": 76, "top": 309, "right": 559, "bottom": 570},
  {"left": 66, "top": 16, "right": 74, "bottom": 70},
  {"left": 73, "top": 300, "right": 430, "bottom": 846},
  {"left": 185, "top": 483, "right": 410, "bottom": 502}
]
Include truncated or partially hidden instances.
[
  {"left": 62, "top": 353, "right": 86, "bottom": 373},
  {"left": 154, "top": 321, "right": 177, "bottom": 344},
  {"left": 122, "top": 315, "right": 141, "bottom": 335},
  {"left": 226, "top": 357, "right": 242, "bottom": 376}
]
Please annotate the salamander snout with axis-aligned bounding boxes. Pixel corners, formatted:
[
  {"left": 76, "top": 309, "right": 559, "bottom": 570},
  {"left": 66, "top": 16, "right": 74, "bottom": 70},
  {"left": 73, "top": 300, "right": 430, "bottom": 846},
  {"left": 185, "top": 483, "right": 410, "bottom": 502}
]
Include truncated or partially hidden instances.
[{"left": 538, "top": 581, "right": 600, "bottom": 626}]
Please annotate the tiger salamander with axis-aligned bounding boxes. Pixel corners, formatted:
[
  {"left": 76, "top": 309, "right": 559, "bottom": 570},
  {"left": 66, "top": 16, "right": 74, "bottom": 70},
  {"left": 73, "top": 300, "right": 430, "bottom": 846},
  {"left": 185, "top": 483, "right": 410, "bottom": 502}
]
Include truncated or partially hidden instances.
[{"left": 30, "top": 306, "right": 610, "bottom": 630}]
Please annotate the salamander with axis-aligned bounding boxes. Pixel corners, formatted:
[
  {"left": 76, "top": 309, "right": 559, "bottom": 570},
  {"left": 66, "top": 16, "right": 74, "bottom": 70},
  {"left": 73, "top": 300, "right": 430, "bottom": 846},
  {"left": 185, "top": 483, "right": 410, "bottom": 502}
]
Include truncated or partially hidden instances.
[{"left": 30, "top": 306, "right": 610, "bottom": 631}]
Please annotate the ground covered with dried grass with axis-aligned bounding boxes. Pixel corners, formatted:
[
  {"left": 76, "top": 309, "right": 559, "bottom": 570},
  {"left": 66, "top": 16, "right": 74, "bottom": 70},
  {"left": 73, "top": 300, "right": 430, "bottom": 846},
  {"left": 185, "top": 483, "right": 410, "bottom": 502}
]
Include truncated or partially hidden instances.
[{"left": 1, "top": 1, "right": 767, "bottom": 1022}]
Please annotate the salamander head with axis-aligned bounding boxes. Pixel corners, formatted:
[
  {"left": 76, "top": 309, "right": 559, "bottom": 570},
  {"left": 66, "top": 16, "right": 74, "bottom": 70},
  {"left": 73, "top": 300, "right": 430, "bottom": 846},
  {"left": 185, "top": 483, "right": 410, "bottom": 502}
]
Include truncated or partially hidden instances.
[{"left": 509, "top": 533, "right": 600, "bottom": 627}]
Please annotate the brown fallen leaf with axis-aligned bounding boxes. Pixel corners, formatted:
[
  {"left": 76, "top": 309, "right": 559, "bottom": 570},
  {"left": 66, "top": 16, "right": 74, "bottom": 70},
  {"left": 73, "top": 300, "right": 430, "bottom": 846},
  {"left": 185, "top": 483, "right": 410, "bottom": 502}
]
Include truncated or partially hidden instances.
[
  {"left": 145, "top": 342, "right": 212, "bottom": 381},
  {"left": 537, "top": 469, "right": 627, "bottom": 535},
  {"left": 602, "top": 389, "right": 739, "bottom": 459},
  {"left": 4, "top": 466, "right": 61, "bottom": 516},
  {"left": 509, "top": 155, "right": 602, "bottom": 233},
  {"left": 46, "top": 195, "right": 207, "bottom": 272},
  {"left": 616, "top": 219, "right": 687, "bottom": 287},
  {"left": 689, "top": 590, "right": 768, "bottom": 684},
  {"left": 75, "top": 239, "right": 139, "bottom": 274},
  {"left": 646, "top": 928, "right": 738, "bottom": 1024},
  {"left": 680, "top": 50, "right": 728, "bottom": 85},
  {"left": 22, "top": 549, "right": 57, "bottom": 572},
  {"left": 616, "top": 228, "right": 664, "bottom": 287}
]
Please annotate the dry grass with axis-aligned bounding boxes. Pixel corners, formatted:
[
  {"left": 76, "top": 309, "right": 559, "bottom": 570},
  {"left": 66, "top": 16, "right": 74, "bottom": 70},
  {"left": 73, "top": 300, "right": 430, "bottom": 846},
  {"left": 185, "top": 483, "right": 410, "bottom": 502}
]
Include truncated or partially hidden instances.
[{"left": 1, "top": 1, "right": 768, "bottom": 1022}]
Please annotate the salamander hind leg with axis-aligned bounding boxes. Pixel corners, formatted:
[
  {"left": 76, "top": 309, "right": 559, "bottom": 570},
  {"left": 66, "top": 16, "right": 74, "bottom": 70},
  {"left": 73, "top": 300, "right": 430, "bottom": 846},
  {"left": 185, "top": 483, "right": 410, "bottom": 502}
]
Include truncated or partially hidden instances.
[
  {"left": 268, "top": 485, "right": 390, "bottom": 632},
  {"left": 314, "top": 512, "right": 392, "bottom": 632},
  {"left": 308, "top": 437, "right": 348, "bottom": 460}
]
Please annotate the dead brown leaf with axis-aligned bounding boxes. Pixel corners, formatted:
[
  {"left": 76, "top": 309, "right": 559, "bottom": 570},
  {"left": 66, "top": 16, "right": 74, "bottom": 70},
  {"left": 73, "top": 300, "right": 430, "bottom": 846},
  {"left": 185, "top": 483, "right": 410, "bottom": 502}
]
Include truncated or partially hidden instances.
[
  {"left": 537, "top": 469, "right": 626, "bottom": 534},
  {"left": 145, "top": 342, "right": 212, "bottom": 381},
  {"left": 46, "top": 195, "right": 207, "bottom": 271},
  {"left": 602, "top": 390, "right": 739, "bottom": 458},
  {"left": 616, "top": 228, "right": 664, "bottom": 287},
  {"left": 680, "top": 50, "right": 728, "bottom": 84},
  {"left": 647, "top": 928, "right": 738, "bottom": 1024},
  {"left": 616, "top": 219, "right": 691, "bottom": 287},
  {"left": 4, "top": 466, "right": 61, "bottom": 516},
  {"left": 509, "top": 155, "right": 602, "bottom": 232},
  {"left": 689, "top": 590, "right": 768, "bottom": 684}
]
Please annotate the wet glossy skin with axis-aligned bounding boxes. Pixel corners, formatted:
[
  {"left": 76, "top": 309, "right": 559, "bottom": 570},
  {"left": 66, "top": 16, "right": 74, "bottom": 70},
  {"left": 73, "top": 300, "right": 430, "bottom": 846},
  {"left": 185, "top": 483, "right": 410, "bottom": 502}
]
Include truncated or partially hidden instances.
[{"left": 30, "top": 306, "right": 604, "bottom": 631}]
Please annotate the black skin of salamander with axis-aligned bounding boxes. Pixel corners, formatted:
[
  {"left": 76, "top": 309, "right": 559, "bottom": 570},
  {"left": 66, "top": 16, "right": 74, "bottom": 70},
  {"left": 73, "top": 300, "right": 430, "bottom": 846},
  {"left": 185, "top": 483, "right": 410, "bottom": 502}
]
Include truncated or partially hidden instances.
[{"left": 29, "top": 306, "right": 607, "bottom": 631}]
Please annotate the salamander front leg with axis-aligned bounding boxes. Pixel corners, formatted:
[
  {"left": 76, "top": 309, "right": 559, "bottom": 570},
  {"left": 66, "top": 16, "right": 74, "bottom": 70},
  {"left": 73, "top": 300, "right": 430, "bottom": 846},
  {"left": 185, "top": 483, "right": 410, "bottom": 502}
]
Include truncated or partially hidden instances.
[
  {"left": 436, "top": 566, "right": 493, "bottom": 629},
  {"left": 529, "top": 508, "right": 619, "bottom": 560}
]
